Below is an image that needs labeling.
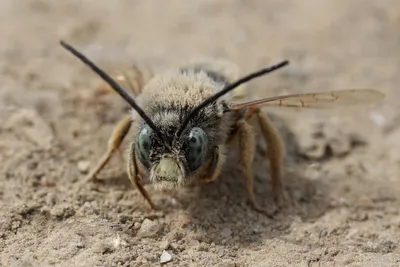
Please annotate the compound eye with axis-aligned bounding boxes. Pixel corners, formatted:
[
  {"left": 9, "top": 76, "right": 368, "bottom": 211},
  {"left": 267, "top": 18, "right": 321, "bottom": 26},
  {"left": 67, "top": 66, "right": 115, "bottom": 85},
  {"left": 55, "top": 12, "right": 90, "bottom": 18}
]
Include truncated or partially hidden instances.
[
  {"left": 186, "top": 127, "right": 208, "bottom": 172},
  {"left": 135, "top": 124, "right": 153, "bottom": 167}
]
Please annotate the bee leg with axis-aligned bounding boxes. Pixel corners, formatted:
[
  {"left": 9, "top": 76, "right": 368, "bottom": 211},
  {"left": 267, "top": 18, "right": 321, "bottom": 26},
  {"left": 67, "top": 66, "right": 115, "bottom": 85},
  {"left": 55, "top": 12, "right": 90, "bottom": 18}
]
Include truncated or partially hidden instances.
[
  {"left": 83, "top": 115, "right": 132, "bottom": 183},
  {"left": 199, "top": 146, "right": 224, "bottom": 183},
  {"left": 128, "top": 142, "right": 156, "bottom": 210},
  {"left": 247, "top": 107, "right": 285, "bottom": 206},
  {"left": 95, "top": 63, "right": 154, "bottom": 97},
  {"left": 237, "top": 119, "right": 275, "bottom": 218},
  {"left": 129, "top": 64, "right": 154, "bottom": 96}
]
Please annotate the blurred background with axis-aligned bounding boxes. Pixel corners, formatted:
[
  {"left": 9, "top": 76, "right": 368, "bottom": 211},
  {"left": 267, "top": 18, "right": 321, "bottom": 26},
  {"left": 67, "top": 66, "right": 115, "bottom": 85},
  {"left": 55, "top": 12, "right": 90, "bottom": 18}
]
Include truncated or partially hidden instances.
[{"left": 1, "top": 0, "right": 399, "bottom": 266}]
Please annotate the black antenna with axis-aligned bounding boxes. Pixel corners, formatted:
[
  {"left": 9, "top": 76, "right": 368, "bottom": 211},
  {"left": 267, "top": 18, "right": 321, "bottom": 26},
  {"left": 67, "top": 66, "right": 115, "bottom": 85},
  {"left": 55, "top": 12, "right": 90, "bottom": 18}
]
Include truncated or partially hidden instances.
[
  {"left": 60, "top": 40, "right": 167, "bottom": 144},
  {"left": 177, "top": 60, "right": 289, "bottom": 136}
]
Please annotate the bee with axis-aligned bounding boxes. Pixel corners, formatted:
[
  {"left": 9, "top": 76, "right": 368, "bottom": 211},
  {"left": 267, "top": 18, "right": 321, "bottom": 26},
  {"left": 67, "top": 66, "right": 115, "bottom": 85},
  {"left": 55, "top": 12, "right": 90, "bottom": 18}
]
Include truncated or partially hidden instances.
[{"left": 60, "top": 41, "right": 385, "bottom": 216}]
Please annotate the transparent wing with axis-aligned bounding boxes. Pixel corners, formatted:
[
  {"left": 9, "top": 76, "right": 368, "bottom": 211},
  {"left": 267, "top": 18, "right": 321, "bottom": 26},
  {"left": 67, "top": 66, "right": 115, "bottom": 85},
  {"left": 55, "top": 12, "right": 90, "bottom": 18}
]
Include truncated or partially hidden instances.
[{"left": 228, "top": 89, "right": 385, "bottom": 110}]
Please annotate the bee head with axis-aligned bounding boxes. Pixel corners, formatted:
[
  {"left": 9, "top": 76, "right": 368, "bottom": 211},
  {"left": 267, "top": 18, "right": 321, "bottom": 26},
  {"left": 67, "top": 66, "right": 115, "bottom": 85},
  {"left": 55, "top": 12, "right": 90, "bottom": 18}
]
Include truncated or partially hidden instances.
[{"left": 134, "top": 120, "right": 210, "bottom": 190}]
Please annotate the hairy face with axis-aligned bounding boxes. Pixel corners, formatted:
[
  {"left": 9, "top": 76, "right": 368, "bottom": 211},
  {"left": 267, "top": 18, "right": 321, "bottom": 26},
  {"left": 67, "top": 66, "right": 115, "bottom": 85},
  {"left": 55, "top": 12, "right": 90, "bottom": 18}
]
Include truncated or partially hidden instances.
[{"left": 134, "top": 121, "right": 216, "bottom": 191}]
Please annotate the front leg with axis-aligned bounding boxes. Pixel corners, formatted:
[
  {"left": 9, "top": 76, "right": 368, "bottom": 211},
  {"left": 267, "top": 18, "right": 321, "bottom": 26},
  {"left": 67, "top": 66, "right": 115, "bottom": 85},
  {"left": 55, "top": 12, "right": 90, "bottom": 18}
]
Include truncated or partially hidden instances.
[
  {"left": 84, "top": 115, "right": 132, "bottom": 183},
  {"left": 199, "top": 146, "right": 225, "bottom": 183},
  {"left": 127, "top": 142, "right": 156, "bottom": 210}
]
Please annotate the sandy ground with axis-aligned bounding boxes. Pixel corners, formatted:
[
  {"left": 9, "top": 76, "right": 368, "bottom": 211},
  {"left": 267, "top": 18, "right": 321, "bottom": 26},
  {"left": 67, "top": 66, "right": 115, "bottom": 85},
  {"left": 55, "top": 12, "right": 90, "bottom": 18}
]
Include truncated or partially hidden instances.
[{"left": 1, "top": 0, "right": 400, "bottom": 266}]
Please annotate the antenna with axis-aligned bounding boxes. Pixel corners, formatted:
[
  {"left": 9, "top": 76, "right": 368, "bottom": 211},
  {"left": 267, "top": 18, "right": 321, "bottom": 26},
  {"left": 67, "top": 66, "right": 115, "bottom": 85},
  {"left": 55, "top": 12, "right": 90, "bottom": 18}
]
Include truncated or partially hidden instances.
[{"left": 60, "top": 40, "right": 167, "bottom": 144}]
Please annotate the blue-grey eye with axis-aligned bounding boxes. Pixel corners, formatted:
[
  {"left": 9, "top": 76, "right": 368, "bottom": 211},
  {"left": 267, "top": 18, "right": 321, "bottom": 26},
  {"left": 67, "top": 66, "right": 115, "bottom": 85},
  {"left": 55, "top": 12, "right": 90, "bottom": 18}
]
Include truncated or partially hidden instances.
[
  {"left": 136, "top": 124, "right": 153, "bottom": 167},
  {"left": 186, "top": 127, "right": 208, "bottom": 171}
]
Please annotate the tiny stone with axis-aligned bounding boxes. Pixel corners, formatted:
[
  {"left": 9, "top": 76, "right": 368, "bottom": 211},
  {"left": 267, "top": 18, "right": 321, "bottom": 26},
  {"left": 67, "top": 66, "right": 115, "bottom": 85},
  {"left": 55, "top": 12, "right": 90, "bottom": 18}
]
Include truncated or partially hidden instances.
[
  {"left": 113, "top": 234, "right": 127, "bottom": 249},
  {"left": 77, "top": 161, "right": 90, "bottom": 173},
  {"left": 365, "top": 241, "right": 375, "bottom": 252},
  {"left": 11, "top": 220, "right": 21, "bottom": 230},
  {"left": 160, "top": 250, "right": 172, "bottom": 263},
  {"left": 133, "top": 222, "right": 141, "bottom": 230},
  {"left": 319, "top": 230, "right": 328, "bottom": 237},
  {"left": 159, "top": 240, "right": 170, "bottom": 250},
  {"left": 171, "top": 198, "right": 178, "bottom": 206},
  {"left": 137, "top": 219, "right": 159, "bottom": 237}
]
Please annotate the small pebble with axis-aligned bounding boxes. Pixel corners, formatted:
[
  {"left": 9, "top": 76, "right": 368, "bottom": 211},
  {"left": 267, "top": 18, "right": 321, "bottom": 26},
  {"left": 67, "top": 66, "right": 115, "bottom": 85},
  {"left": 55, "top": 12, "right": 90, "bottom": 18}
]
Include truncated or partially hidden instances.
[
  {"left": 137, "top": 219, "right": 159, "bottom": 237},
  {"left": 77, "top": 161, "right": 90, "bottom": 174},
  {"left": 112, "top": 234, "right": 127, "bottom": 249},
  {"left": 171, "top": 198, "right": 178, "bottom": 206},
  {"left": 159, "top": 240, "right": 170, "bottom": 250},
  {"left": 366, "top": 241, "right": 374, "bottom": 249},
  {"left": 160, "top": 250, "right": 172, "bottom": 263},
  {"left": 133, "top": 222, "right": 141, "bottom": 230}
]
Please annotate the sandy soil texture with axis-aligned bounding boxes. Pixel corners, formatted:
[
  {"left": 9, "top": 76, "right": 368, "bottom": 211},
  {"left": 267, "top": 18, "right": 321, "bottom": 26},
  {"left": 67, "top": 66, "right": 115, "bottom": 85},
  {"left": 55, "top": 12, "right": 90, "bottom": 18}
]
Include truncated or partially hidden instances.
[{"left": 1, "top": 0, "right": 400, "bottom": 266}]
